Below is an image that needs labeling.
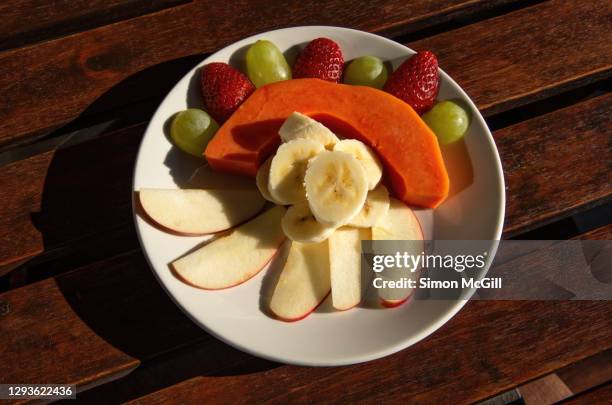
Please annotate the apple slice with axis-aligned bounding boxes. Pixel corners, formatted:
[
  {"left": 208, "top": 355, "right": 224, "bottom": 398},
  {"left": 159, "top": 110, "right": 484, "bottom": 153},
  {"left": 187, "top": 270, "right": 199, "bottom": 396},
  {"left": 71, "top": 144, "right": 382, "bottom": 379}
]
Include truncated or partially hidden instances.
[
  {"left": 269, "top": 241, "right": 331, "bottom": 321},
  {"left": 329, "top": 227, "right": 370, "bottom": 310},
  {"left": 372, "top": 198, "right": 424, "bottom": 307},
  {"left": 139, "top": 188, "right": 265, "bottom": 235},
  {"left": 172, "top": 205, "right": 286, "bottom": 289}
]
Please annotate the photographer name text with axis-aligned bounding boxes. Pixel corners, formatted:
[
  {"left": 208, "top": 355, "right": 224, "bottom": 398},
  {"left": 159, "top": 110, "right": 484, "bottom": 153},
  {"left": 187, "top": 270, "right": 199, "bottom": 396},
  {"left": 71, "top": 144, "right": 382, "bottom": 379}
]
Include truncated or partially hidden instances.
[{"left": 373, "top": 277, "right": 502, "bottom": 289}]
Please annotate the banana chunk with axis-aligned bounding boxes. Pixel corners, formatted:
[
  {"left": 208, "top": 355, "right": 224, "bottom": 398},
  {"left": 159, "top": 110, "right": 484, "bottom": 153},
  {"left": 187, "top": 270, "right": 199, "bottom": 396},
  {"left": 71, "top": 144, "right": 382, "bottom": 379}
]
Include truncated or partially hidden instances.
[
  {"left": 333, "top": 139, "right": 383, "bottom": 190},
  {"left": 304, "top": 150, "right": 368, "bottom": 227},
  {"left": 279, "top": 112, "right": 339, "bottom": 149},
  {"left": 282, "top": 201, "right": 336, "bottom": 243},
  {"left": 269, "top": 138, "right": 324, "bottom": 204},
  {"left": 349, "top": 184, "right": 390, "bottom": 228}
]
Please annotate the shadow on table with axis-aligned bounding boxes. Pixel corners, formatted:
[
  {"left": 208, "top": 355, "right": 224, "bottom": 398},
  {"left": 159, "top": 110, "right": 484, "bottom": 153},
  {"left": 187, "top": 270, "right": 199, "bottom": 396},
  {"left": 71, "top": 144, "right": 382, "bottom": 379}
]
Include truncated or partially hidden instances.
[
  {"left": 26, "top": 55, "right": 281, "bottom": 403},
  {"left": 52, "top": 252, "right": 279, "bottom": 403}
]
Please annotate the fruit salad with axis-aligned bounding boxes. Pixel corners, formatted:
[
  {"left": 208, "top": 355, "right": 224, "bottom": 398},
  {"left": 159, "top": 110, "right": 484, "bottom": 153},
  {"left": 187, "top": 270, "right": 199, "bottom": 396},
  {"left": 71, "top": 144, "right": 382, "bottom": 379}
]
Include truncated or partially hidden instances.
[{"left": 138, "top": 37, "right": 470, "bottom": 322}]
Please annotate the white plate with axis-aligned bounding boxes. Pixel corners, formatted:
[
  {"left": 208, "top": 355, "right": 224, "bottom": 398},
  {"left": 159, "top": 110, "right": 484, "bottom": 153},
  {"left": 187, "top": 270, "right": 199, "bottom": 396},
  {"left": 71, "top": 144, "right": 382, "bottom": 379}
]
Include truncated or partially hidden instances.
[{"left": 133, "top": 26, "right": 505, "bottom": 366}]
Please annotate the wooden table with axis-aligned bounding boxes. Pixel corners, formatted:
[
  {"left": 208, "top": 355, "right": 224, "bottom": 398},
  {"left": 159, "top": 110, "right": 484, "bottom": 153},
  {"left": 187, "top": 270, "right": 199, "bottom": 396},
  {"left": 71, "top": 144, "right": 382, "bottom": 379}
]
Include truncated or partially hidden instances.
[{"left": 0, "top": 1, "right": 610, "bottom": 403}]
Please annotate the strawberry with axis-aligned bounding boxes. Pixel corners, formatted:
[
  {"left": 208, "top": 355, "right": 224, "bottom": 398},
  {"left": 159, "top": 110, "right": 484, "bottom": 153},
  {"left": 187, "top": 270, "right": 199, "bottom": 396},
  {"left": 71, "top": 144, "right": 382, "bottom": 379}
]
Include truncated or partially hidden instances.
[
  {"left": 383, "top": 50, "right": 439, "bottom": 115},
  {"left": 293, "top": 38, "right": 344, "bottom": 82},
  {"left": 200, "top": 62, "right": 255, "bottom": 122}
]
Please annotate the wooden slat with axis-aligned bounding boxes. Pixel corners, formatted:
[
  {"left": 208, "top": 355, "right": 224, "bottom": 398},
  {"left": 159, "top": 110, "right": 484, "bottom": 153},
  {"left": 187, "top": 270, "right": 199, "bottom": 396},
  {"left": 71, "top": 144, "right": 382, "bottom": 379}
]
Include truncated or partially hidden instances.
[
  {"left": 121, "top": 302, "right": 611, "bottom": 404},
  {"left": 2, "top": 93, "right": 610, "bottom": 272},
  {"left": 409, "top": 0, "right": 612, "bottom": 115},
  {"left": 0, "top": 124, "right": 144, "bottom": 275},
  {"left": 499, "top": 93, "right": 611, "bottom": 236},
  {"left": 0, "top": 0, "right": 187, "bottom": 51},
  {"left": 562, "top": 383, "right": 612, "bottom": 404},
  {"left": 0, "top": 251, "right": 205, "bottom": 390},
  {"left": 519, "top": 374, "right": 574, "bottom": 404},
  {"left": 558, "top": 349, "right": 612, "bottom": 396},
  {"left": 1, "top": 223, "right": 610, "bottom": 401},
  {"left": 3, "top": 0, "right": 611, "bottom": 149},
  {"left": 576, "top": 223, "right": 612, "bottom": 240},
  {"left": 75, "top": 333, "right": 279, "bottom": 403},
  {"left": 0, "top": 0, "right": 513, "bottom": 148},
  {"left": 0, "top": 151, "right": 49, "bottom": 273},
  {"left": 516, "top": 350, "right": 612, "bottom": 404}
]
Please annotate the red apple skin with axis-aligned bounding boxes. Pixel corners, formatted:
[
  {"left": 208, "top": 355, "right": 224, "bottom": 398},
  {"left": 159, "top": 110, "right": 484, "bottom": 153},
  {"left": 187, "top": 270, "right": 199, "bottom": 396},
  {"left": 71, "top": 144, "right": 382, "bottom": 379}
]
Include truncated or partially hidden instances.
[
  {"left": 170, "top": 238, "right": 285, "bottom": 290},
  {"left": 272, "top": 291, "right": 331, "bottom": 322},
  {"left": 334, "top": 304, "right": 359, "bottom": 312},
  {"left": 381, "top": 299, "right": 407, "bottom": 308},
  {"left": 380, "top": 291, "right": 414, "bottom": 308}
]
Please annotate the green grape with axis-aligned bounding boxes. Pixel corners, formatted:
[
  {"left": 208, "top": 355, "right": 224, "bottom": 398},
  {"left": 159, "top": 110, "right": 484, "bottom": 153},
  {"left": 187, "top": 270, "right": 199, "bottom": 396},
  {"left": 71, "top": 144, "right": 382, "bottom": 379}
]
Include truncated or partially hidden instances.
[
  {"left": 343, "top": 56, "right": 388, "bottom": 89},
  {"left": 170, "top": 109, "right": 219, "bottom": 157},
  {"left": 422, "top": 101, "right": 470, "bottom": 145},
  {"left": 246, "top": 40, "right": 291, "bottom": 87}
]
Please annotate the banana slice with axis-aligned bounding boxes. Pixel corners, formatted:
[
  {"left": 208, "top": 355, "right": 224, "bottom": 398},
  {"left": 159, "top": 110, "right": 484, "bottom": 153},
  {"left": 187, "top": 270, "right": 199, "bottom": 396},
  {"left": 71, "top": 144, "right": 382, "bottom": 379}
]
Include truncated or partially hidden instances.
[
  {"left": 268, "top": 138, "right": 324, "bottom": 204},
  {"left": 349, "top": 184, "right": 390, "bottom": 228},
  {"left": 304, "top": 150, "right": 368, "bottom": 227},
  {"left": 333, "top": 139, "right": 383, "bottom": 190},
  {"left": 282, "top": 201, "right": 336, "bottom": 243},
  {"left": 256, "top": 156, "right": 282, "bottom": 204},
  {"left": 279, "top": 112, "right": 339, "bottom": 149}
]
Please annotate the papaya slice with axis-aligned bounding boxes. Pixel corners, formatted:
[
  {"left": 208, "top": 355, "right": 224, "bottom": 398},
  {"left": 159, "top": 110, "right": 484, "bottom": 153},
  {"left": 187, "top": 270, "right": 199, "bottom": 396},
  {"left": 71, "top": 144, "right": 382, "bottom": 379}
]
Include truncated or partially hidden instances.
[{"left": 205, "top": 78, "right": 449, "bottom": 208}]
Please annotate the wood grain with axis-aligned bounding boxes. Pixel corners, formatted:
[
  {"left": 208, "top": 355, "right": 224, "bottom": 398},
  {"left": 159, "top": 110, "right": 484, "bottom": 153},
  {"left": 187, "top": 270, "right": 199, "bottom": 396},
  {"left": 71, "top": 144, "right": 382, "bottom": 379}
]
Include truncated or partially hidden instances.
[
  {"left": 0, "top": 0, "right": 187, "bottom": 51},
  {"left": 562, "top": 383, "right": 612, "bottom": 404},
  {"left": 409, "top": 0, "right": 612, "bottom": 115},
  {"left": 0, "top": 151, "right": 49, "bottom": 272},
  {"left": 516, "top": 349, "right": 612, "bottom": 404},
  {"left": 558, "top": 349, "right": 612, "bottom": 396},
  {"left": 119, "top": 301, "right": 611, "bottom": 404},
  {"left": 0, "top": 251, "right": 205, "bottom": 390},
  {"left": 498, "top": 93, "right": 611, "bottom": 236},
  {"left": 1, "top": 223, "right": 610, "bottom": 401},
  {"left": 519, "top": 374, "right": 573, "bottom": 404},
  {"left": 0, "top": 0, "right": 512, "bottom": 148},
  {"left": 2, "top": 93, "right": 610, "bottom": 273},
  {"left": 572, "top": 224, "right": 612, "bottom": 241},
  {"left": 0, "top": 124, "right": 144, "bottom": 274}
]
